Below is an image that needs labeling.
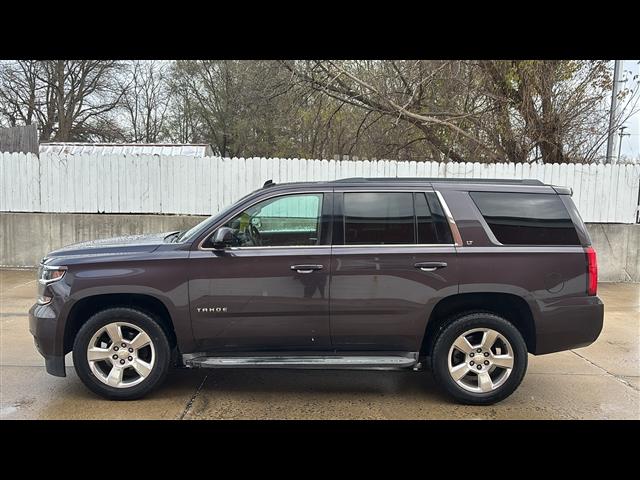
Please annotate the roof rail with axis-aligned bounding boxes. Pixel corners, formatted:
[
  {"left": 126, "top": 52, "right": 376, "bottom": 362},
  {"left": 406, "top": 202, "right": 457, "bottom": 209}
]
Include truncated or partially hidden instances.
[{"left": 330, "top": 177, "right": 545, "bottom": 186}]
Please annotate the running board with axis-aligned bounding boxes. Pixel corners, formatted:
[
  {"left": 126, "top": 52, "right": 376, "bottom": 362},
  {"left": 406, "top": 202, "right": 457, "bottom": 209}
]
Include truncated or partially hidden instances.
[{"left": 184, "top": 353, "right": 419, "bottom": 370}]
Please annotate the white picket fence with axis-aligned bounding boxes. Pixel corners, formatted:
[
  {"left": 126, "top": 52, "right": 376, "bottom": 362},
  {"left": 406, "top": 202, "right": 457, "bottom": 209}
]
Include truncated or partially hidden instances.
[{"left": 1, "top": 152, "right": 639, "bottom": 223}]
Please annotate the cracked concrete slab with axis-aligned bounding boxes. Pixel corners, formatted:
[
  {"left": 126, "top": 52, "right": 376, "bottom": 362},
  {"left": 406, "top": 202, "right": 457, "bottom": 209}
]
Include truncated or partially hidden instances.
[
  {"left": 574, "top": 283, "right": 639, "bottom": 381},
  {"left": 0, "top": 366, "right": 207, "bottom": 420}
]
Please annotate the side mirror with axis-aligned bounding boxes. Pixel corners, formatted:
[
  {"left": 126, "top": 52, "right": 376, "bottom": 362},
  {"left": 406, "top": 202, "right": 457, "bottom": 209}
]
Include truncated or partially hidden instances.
[{"left": 211, "top": 227, "right": 235, "bottom": 250}]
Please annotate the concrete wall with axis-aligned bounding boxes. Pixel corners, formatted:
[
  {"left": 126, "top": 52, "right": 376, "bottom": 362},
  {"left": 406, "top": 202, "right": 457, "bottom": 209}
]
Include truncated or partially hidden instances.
[
  {"left": 1, "top": 212, "right": 205, "bottom": 268},
  {"left": 1, "top": 212, "right": 638, "bottom": 282},
  {"left": 586, "top": 223, "right": 640, "bottom": 282}
]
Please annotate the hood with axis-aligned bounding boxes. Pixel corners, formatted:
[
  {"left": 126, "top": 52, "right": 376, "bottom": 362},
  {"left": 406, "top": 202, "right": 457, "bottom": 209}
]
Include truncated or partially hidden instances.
[{"left": 45, "top": 231, "right": 177, "bottom": 259}]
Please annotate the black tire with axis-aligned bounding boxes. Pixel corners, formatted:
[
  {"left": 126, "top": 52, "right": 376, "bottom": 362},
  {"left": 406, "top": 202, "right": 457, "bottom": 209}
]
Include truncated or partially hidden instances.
[
  {"left": 431, "top": 312, "right": 528, "bottom": 405},
  {"left": 72, "top": 307, "right": 171, "bottom": 400}
]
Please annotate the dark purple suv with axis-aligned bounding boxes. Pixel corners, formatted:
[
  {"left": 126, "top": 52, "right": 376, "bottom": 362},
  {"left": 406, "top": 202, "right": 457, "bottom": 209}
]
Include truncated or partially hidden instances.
[{"left": 29, "top": 178, "right": 603, "bottom": 404}]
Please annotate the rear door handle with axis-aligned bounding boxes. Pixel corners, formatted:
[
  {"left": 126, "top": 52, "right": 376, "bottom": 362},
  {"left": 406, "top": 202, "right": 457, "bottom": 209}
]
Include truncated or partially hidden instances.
[
  {"left": 414, "top": 262, "right": 447, "bottom": 272},
  {"left": 290, "top": 264, "right": 324, "bottom": 274}
]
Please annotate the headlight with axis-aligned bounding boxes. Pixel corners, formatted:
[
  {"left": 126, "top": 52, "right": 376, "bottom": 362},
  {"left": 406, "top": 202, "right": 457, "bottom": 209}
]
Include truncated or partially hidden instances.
[{"left": 38, "top": 265, "right": 67, "bottom": 284}]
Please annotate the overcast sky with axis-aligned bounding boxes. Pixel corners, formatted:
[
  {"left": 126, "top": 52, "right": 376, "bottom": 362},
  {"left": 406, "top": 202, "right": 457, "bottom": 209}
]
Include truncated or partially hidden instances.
[{"left": 617, "top": 60, "right": 640, "bottom": 161}]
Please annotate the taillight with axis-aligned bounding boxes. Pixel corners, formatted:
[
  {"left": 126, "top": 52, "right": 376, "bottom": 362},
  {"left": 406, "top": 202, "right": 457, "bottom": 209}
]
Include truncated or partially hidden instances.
[{"left": 585, "top": 246, "right": 598, "bottom": 296}]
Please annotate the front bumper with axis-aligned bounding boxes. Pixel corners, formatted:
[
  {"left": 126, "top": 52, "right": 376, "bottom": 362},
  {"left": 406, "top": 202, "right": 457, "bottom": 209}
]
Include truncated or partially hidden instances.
[
  {"left": 29, "top": 302, "right": 66, "bottom": 377},
  {"left": 533, "top": 295, "right": 604, "bottom": 355}
]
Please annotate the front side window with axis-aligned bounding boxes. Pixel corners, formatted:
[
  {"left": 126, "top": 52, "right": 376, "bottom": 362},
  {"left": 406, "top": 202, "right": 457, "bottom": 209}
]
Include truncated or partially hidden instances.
[
  {"left": 208, "top": 193, "right": 324, "bottom": 247},
  {"left": 470, "top": 192, "right": 580, "bottom": 245}
]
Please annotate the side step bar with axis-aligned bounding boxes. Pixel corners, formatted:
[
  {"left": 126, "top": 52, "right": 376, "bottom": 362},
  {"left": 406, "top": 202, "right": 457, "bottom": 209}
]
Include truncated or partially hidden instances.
[{"left": 184, "top": 353, "right": 419, "bottom": 370}]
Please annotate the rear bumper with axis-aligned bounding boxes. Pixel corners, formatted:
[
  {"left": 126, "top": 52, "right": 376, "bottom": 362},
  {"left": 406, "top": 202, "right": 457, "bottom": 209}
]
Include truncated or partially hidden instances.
[
  {"left": 533, "top": 295, "right": 604, "bottom": 355},
  {"left": 29, "top": 302, "right": 66, "bottom": 377}
]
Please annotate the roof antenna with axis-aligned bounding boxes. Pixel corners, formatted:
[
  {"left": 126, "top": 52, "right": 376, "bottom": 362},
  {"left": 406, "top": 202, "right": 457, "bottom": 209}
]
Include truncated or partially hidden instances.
[{"left": 263, "top": 179, "right": 275, "bottom": 188}]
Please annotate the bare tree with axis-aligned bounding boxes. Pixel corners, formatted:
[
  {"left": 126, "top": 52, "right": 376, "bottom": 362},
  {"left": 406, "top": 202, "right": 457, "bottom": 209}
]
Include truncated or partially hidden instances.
[
  {"left": 283, "top": 60, "right": 634, "bottom": 164},
  {"left": 282, "top": 60, "right": 502, "bottom": 162},
  {"left": 476, "top": 60, "right": 631, "bottom": 163},
  {"left": 119, "top": 61, "right": 171, "bottom": 142},
  {"left": 167, "top": 60, "right": 298, "bottom": 156},
  {"left": 2, "top": 59, "right": 635, "bottom": 163},
  {"left": 0, "top": 61, "right": 40, "bottom": 128},
  {"left": 0, "top": 60, "right": 126, "bottom": 141}
]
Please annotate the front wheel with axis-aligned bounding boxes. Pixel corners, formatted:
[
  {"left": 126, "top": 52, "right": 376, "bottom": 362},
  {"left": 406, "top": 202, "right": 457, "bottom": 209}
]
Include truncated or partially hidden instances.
[
  {"left": 431, "top": 312, "right": 528, "bottom": 405},
  {"left": 72, "top": 308, "right": 171, "bottom": 400}
]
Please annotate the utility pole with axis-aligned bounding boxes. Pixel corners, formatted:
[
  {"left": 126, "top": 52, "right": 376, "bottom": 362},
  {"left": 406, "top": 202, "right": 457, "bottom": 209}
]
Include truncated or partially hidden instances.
[
  {"left": 606, "top": 60, "right": 623, "bottom": 163},
  {"left": 616, "top": 126, "right": 630, "bottom": 164}
]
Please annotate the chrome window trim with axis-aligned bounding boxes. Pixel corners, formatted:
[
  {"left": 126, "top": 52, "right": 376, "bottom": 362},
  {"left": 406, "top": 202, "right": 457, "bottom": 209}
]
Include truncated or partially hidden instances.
[
  {"left": 212, "top": 245, "right": 331, "bottom": 251},
  {"left": 197, "top": 190, "right": 329, "bottom": 251},
  {"left": 207, "top": 243, "right": 456, "bottom": 251},
  {"left": 335, "top": 188, "right": 430, "bottom": 192},
  {"left": 333, "top": 244, "right": 456, "bottom": 248},
  {"left": 434, "top": 190, "right": 463, "bottom": 247},
  {"left": 455, "top": 245, "right": 587, "bottom": 253}
]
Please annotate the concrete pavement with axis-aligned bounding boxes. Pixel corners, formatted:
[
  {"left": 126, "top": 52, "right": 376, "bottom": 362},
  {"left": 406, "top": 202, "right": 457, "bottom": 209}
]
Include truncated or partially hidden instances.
[{"left": 1, "top": 269, "right": 638, "bottom": 420}]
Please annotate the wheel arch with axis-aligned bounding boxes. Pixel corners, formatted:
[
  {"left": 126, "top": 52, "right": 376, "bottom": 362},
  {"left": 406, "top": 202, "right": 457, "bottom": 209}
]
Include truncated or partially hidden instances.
[
  {"left": 64, "top": 293, "right": 177, "bottom": 354},
  {"left": 420, "top": 292, "right": 536, "bottom": 357}
]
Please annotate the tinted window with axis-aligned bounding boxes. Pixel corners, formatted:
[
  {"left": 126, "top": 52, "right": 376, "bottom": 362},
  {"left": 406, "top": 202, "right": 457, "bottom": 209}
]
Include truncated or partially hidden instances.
[
  {"left": 211, "top": 193, "right": 323, "bottom": 247},
  {"left": 416, "top": 192, "right": 454, "bottom": 244},
  {"left": 470, "top": 192, "right": 580, "bottom": 245},
  {"left": 344, "top": 192, "right": 414, "bottom": 245}
]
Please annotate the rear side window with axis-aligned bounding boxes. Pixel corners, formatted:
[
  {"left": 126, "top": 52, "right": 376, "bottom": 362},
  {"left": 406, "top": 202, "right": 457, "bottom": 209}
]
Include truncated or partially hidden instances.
[
  {"left": 344, "top": 192, "right": 414, "bottom": 244},
  {"left": 415, "top": 192, "right": 454, "bottom": 244},
  {"left": 469, "top": 192, "right": 580, "bottom": 245},
  {"left": 342, "top": 191, "right": 453, "bottom": 245}
]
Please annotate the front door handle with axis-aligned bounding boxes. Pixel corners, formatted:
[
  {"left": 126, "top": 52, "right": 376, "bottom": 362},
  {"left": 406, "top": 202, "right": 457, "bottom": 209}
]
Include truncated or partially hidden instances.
[
  {"left": 414, "top": 262, "right": 448, "bottom": 272},
  {"left": 290, "top": 264, "right": 324, "bottom": 274}
]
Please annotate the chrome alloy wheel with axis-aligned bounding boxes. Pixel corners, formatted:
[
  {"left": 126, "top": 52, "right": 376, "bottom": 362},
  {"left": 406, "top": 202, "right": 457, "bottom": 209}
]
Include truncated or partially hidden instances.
[
  {"left": 447, "top": 328, "right": 515, "bottom": 393},
  {"left": 86, "top": 322, "right": 155, "bottom": 389}
]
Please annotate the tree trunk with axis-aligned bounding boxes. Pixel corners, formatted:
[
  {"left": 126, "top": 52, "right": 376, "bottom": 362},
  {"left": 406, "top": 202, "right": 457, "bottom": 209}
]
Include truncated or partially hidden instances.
[{"left": 414, "top": 123, "right": 466, "bottom": 163}]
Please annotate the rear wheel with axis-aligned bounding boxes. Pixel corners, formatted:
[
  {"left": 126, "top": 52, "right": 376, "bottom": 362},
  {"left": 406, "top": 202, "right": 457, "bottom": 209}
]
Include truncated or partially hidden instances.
[
  {"left": 72, "top": 308, "right": 171, "bottom": 400},
  {"left": 431, "top": 312, "right": 528, "bottom": 405}
]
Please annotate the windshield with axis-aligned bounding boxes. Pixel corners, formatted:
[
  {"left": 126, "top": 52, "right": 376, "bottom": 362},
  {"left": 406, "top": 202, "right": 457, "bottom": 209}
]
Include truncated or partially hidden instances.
[{"left": 176, "top": 191, "right": 257, "bottom": 243}]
